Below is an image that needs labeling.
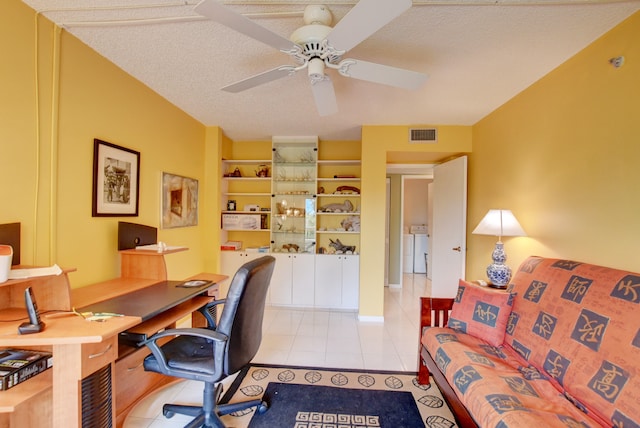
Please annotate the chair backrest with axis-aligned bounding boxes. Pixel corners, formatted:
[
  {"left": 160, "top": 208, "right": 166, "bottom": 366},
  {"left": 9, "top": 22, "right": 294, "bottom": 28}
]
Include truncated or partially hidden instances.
[{"left": 217, "top": 255, "right": 275, "bottom": 375}]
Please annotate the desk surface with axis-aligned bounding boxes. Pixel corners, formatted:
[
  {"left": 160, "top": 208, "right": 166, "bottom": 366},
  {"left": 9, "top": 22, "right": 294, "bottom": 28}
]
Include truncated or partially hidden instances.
[{"left": 77, "top": 279, "right": 219, "bottom": 322}]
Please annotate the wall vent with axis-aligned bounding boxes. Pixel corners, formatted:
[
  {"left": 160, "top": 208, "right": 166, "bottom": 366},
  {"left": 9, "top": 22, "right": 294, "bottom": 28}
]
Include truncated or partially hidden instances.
[{"left": 409, "top": 128, "right": 437, "bottom": 143}]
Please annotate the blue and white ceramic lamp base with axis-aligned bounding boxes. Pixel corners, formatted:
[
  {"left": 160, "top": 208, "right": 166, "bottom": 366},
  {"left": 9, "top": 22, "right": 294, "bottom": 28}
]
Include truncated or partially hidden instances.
[{"left": 486, "top": 242, "right": 511, "bottom": 288}]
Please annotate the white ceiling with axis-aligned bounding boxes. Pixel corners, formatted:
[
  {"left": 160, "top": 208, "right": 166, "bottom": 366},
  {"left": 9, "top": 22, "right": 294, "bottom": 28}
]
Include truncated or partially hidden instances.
[{"left": 21, "top": 0, "right": 640, "bottom": 141}]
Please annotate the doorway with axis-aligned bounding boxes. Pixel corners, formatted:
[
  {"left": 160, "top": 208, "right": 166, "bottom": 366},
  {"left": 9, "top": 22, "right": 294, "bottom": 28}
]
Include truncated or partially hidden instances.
[
  {"left": 385, "top": 164, "right": 433, "bottom": 288},
  {"left": 385, "top": 156, "right": 467, "bottom": 298}
]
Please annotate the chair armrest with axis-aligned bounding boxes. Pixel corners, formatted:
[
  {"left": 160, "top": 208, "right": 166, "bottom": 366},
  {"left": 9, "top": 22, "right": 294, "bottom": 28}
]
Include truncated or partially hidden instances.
[
  {"left": 140, "top": 328, "right": 228, "bottom": 374},
  {"left": 143, "top": 327, "right": 227, "bottom": 343},
  {"left": 198, "top": 299, "right": 226, "bottom": 328}
]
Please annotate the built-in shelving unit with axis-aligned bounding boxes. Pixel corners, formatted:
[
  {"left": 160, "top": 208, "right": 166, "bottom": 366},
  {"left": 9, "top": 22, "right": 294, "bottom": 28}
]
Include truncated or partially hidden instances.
[{"left": 218, "top": 137, "right": 361, "bottom": 310}]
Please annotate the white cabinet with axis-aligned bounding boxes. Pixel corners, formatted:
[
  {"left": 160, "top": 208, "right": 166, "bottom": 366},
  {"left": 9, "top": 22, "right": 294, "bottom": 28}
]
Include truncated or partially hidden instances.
[
  {"left": 314, "top": 254, "right": 359, "bottom": 310},
  {"left": 269, "top": 253, "right": 315, "bottom": 307},
  {"left": 219, "top": 251, "right": 263, "bottom": 296}
]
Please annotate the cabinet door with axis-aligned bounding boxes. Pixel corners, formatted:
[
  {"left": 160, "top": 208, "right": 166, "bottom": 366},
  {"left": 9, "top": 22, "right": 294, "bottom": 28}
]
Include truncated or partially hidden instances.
[
  {"left": 220, "top": 252, "right": 262, "bottom": 297},
  {"left": 291, "top": 253, "right": 315, "bottom": 306},
  {"left": 341, "top": 255, "right": 360, "bottom": 310},
  {"left": 269, "top": 253, "right": 293, "bottom": 305},
  {"left": 314, "top": 255, "right": 342, "bottom": 308}
]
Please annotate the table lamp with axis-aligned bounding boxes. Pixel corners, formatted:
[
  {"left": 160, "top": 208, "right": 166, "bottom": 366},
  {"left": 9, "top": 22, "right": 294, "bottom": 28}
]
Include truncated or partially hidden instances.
[{"left": 472, "top": 209, "right": 526, "bottom": 288}]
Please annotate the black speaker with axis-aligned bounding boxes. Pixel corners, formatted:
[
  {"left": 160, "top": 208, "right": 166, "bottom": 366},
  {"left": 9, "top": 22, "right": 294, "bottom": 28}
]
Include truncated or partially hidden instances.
[{"left": 117, "top": 221, "right": 157, "bottom": 251}]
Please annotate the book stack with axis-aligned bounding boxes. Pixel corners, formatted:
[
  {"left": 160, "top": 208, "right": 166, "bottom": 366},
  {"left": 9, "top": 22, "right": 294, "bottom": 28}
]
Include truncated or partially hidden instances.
[
  {"left": 0, "top": 348, "right": 53, "bottom": 390},
  {"left": 220, "top": 241, "right": 242, "bottom": 251}
]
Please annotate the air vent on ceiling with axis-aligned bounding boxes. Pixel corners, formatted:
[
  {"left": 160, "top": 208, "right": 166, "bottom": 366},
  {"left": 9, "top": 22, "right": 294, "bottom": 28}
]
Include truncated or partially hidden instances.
[{"left": 409, "top": 128, "right": 437, "bottom": 143}]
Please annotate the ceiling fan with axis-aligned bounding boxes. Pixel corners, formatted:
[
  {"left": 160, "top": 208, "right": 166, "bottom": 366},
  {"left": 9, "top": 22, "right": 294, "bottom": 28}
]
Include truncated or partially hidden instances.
[{"left": 194, "top": 0, "right": 428, "bottom": 116}]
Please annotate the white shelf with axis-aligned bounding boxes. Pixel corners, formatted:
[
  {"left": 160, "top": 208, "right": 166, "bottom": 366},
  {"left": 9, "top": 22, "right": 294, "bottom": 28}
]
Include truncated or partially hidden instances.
[
  {"left": 317, "top": 212, "right": 360, "bottom": 216},
  {"left": 317, "top": 160, "right": 361, "bottom": 166},
  {"left": 223, "top": 192, "right": 271, "bottom": 196},
  {"left": 222, "top": 210, "right": 270, "bottom": 214},
  {"left": 223, "top": 177, "right": 271, "bottom": 181},
  {"left": 316, "top": 230, "right": 360, "bottom": 234},
  {"left": 317, "top": 177, "right": 360, "bottom": 181},
  {"left": 222, "top": 159, "right": 271, "bottom": 164},
  {"left": 222, "top": 228, "right": 269, "bottom": 232},
  {"left": 317, "top": 193, "right": 360, "bottom": 198}
]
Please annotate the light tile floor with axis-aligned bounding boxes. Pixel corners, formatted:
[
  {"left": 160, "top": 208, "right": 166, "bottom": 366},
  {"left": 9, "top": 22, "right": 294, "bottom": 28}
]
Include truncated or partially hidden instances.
[{"left": 124, "top": 274, "right": 430, "bottom": 428}]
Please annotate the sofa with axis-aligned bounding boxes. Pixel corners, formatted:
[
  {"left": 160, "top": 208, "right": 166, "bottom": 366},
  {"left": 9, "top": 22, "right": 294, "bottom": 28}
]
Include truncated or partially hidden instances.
[{"left": 418, "top": 256, "right": 640, "bottom": 427}]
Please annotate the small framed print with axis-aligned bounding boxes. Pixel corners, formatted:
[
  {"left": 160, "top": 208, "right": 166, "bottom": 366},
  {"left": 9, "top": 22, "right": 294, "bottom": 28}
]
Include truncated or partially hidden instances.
[
  {"left": 161, "top": 172, "right": 199, "bottom": 228},
  {"left": 92, "top": 139, "right": 140, "bottom": 217}
]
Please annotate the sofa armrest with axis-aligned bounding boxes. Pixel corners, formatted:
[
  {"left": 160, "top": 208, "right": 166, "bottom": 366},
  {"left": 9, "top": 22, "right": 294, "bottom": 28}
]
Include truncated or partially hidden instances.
[
  {"left": 418, "top": 297, "right": 454, "bottom": 384},
  {"left": 420, "top": 297, "right": 455, "bottom": 328}
]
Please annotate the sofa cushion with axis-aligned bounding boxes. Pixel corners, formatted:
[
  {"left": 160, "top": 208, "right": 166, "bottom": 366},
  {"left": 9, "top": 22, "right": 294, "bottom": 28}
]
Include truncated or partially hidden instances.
[
  {"left": 447, "top": 279, "right": 515, "bottom": 346},
  {"left": 421, "top": 327, "right": 599, "bottom": 427},
  {"left": 505, "top": 256, "right": 640, "bottom": 427}
]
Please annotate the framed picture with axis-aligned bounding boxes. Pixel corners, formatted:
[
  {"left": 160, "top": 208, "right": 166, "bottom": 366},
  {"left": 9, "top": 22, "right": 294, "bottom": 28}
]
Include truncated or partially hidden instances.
[
  {"left": 92, "top": 139, "right": 140, "bottom": 217},
  {"left": 161, "top": 172, "right": 199, "bottom": 228}
]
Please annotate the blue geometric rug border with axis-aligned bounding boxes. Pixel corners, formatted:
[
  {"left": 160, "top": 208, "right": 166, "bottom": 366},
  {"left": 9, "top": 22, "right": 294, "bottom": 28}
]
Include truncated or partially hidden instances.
[{"left": 220, "top": 363, "right": 458, "bottom": 428}]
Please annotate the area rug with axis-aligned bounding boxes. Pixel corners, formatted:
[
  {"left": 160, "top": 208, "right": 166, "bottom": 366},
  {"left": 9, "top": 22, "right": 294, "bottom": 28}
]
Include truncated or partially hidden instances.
[{"left": 218, "top": 364, "right": 458, "bottom": 428}]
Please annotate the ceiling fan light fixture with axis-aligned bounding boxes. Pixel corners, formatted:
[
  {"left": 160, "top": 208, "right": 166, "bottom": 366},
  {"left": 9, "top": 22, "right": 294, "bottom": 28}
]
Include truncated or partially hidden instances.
[{"left": 308, "top": 58, "right": 326, "bottom": 83}]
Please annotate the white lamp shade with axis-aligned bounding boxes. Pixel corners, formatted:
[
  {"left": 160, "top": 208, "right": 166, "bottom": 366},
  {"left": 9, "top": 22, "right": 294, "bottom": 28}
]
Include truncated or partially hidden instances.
[{"left": 472, "top": 209, "right": 526, "bottom": 238}]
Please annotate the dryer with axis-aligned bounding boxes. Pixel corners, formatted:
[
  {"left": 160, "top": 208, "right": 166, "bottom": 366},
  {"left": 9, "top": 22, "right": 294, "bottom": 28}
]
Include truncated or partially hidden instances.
[{"left": 410, "top": 225, "right": 428, "bottom": 274}]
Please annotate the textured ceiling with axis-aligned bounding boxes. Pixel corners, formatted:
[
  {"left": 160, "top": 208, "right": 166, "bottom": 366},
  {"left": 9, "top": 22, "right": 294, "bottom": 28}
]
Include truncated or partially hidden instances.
[{"left": 21, "top": 0, "right": 640, "bottom": 141}]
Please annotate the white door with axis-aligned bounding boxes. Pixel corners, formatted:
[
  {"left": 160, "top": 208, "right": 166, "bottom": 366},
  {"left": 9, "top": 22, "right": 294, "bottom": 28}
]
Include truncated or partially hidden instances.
[{"left": 430, "top": 156, "right": 467, "bottom": 297}]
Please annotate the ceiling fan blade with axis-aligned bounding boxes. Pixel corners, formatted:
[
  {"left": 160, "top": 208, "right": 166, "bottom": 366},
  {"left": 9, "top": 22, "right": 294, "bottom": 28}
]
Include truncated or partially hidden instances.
[
  {"left": 310, "top": 76, "right": 338, "bottom": 116},
  {"left": 222, "top": 66, "right": 296, "bottom": 93},
  {"left": 195, "top": 0, "right": 295, "bottom": 51},
  {"left": 338, "top": 59, "right": 427, "bottom": 90},
  {"left": 326, "top": 0, "right": 412, "bottom": 52}
]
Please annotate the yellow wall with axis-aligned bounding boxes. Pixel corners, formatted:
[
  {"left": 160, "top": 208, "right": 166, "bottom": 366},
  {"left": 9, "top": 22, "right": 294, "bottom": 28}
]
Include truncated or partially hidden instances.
[
  {"left": 468, "top": 11, "right": 640, "bottom": 279},
  {"left": 1, "top": 0, "right": 209, "bottom": 287},
  {"left": 360, "top": 126, "right": 472, "bottom": 317},
  {"left": 3, "top": 0, "right": 638, "bottom": 315}
]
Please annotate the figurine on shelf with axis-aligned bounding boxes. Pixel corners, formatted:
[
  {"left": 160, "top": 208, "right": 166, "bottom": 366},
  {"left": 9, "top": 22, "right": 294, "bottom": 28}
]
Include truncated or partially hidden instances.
[
  {"left": 341, "top": 216, "right": 360, "bottom": 232},
  {"left": 226, "top": 167, "right": 241, "bottom": 177},
  {"left": 329, "top": 238, "right": 355, "bottom": 254},
  {"left": 319, "top": 200, "right": 354, "bottom": 213},
  {"left": 255, "top": 165, "right": 269, "bottom": 177},
  {"left": 335, "top": 185, "right": 360, "bottom": 194},
  {"left": 282, "top": 243, "right": 300, "bottom": 252}
]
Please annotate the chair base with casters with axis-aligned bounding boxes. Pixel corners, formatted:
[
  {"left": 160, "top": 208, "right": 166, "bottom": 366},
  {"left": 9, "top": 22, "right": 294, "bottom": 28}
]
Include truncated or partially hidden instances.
[
  {"left": 161, "top": 382, "right": 267, "bottom": 428},
  {"left": 141, "top": 255, "right": 276, "bottom": 428}
]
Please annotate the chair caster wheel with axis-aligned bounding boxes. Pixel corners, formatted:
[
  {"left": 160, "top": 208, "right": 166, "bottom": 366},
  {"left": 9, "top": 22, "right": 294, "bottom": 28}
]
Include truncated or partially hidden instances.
[
  {"left": 257, "top": 401, "right": 268, "bottom": 414},
  {"left": 163, "top": 409, "right": 175, "bottom": 419}
]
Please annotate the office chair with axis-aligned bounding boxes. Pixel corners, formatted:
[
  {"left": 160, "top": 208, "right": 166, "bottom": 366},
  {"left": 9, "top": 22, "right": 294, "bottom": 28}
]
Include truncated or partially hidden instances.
[{"left": 142, "top": 255, "right": 275, "bottom": 428}]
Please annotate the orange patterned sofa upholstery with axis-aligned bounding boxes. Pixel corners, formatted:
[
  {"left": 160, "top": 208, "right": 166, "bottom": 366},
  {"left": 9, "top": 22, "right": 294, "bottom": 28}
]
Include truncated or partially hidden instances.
[{"left": 419, "top": 256, "right": 640, "bottom": 427}]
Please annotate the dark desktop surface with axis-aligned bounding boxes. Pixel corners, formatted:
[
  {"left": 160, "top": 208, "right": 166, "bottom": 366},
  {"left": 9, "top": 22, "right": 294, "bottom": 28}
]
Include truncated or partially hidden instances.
[{"left": 77, "top": 280, "right": 215, "bottom": 321}]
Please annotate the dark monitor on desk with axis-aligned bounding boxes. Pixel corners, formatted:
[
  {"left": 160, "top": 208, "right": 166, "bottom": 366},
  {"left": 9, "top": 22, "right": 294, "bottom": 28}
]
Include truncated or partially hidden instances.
[
  {"left": 0, "top": 222, "right": 20, "bottom": 265},
  {"left": 117, "top": 221, "right": 157, "bottom": 250}
]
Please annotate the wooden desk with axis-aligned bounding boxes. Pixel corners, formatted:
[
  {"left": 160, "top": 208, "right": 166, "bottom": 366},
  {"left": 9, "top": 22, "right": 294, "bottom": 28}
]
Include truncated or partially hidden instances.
[{"left": 0, "top": 249, "right": 227, "bottom": 428}]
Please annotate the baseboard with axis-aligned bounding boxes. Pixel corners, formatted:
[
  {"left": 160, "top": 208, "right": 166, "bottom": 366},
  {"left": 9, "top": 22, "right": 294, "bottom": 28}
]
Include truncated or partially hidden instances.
[{"left": 357, "top": 315, "right": 384, "bottom": 323}]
